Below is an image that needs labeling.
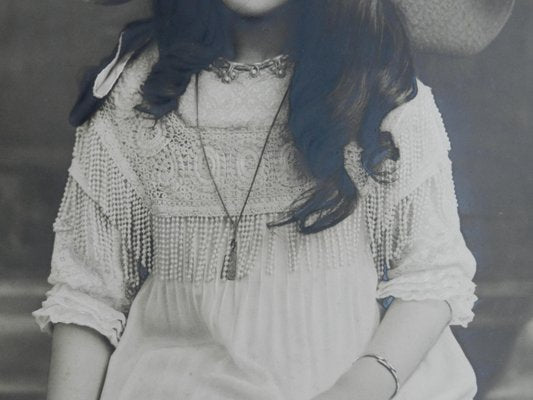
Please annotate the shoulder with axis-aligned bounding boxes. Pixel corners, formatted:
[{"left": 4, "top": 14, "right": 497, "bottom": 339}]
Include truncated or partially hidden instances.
[
  {"left": 69, "top": 20, "right": 157, "bottom": 127},
  {"left": 68, "top": 38, "right": 160, "bottom": 206},
  {"left": 379, "top": 79, "right": 452, "bottom": 196},
  {"left": 383, "top": 79, "right": 449, "bottom": 149},
  {"left": 103, "top": 43, "right": 159, "bottom": 113}
]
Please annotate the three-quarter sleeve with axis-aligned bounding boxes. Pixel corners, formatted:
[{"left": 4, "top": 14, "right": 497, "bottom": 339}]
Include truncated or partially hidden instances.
[
  {"left": 367, "top": 81, "right": 477, "bottom": 327},
  {"left": 33, "top": 174, "right": 128, "bottom": 346},
  {"left": 374, "top": 162, "right": 477, "bottom": 327},
  {"left": 33, "top": 116, "right": 153, "bottom": 346}
]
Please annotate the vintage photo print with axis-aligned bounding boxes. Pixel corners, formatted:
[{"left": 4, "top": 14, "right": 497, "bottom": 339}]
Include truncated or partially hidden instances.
[{"left": 0, "top": 1, "right": 530, "bottom": 399}]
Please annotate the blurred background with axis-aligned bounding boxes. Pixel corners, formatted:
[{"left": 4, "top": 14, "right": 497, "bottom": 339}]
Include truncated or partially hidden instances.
[{"left": 0, "top": 0, "right": 532, "bottom": 399}]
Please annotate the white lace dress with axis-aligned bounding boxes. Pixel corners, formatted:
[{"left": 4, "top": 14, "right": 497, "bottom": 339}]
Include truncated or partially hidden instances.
[{"left": 33, "top": 46, "right": 478, "bottom": 400}]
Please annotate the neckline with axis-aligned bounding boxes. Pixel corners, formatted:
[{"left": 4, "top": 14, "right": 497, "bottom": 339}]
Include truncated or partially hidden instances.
[
  {"left": 172, "top": 68, "right": 293, "bottom": 131},
  {"left": 170, "top": 106, "right": 290, "bottom": 133},
  {"left": 206, "top": 54, "right": 293, "bottom": 84}
]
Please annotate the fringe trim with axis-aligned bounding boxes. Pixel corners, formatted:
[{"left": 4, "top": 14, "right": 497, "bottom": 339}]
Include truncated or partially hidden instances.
[
  {"left": 60, "top": 126, "right": 154, "bottom": 301},
  {"left": 364, "top": 159, "right": 453, "bottom": 281},
  {"left": 152, "top": 210, "right": 365, "bottom": 284}
]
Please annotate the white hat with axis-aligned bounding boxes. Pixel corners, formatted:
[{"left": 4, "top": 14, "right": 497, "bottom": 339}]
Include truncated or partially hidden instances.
[
  {"left": 86, "top": 0, "right": 515, "bottom": 55},
  {"left": 393, "top": 0, "right": 515, "bottom": 55}
]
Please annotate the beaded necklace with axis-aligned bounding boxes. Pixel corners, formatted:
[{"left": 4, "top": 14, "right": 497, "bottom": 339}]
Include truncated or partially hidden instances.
[
  {"left": 194, "top": 71, "right": 290, "bottom": 280},
  {"left": 206, "top": 54, "right": 291, "bottom": 83}
]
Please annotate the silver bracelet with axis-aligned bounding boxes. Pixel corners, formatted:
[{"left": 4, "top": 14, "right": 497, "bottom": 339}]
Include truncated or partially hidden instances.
[
  {"left": 444, "top": 299, "right": 454, "bottom": 323},
  {"left": 355, "top": 354, "right": 400, "bottom": 399}
]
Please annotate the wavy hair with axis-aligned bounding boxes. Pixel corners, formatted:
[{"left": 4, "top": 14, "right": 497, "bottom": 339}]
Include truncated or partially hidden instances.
[{"left": 125, "top": 0, "right": 417, "bottom": 233}]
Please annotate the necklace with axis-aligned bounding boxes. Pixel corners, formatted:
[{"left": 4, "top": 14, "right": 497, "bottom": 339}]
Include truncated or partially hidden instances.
[
  {"left": 207, "top": 54, "right": 291, "bottom": 83},
  {"left": 194, "top": 72, "right": 290, "bottom": 280}
]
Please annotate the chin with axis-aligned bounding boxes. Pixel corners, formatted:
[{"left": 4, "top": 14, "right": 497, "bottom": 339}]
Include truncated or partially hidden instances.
[{"left": 221, "top": 0, "right": 291, "bottom": 17}]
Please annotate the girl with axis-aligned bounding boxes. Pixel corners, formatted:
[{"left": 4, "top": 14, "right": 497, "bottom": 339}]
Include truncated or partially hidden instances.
[{"left": 33, "top": 0, "right": 507, "bottom": 399}]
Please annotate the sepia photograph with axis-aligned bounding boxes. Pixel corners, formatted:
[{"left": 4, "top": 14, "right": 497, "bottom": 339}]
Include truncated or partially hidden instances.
[{"left": 0, "top": 0, "right": 531, "bottom": 399}]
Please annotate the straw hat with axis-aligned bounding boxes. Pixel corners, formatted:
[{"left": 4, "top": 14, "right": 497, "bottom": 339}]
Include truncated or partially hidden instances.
[
  {"left": 84, "top": 0, "right": 515, "bottom": 54},
  {"left": 393, "top": 0, "right": 515, "bottom": 55}
]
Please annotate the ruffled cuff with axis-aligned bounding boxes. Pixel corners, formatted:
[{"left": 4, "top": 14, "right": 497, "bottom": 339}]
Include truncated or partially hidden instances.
[
  {"left": 376, "top": 267, "right": 477, "bottom": 327},
  {"left": 32, "top": 283, "right": 127, "bottom": 347}
]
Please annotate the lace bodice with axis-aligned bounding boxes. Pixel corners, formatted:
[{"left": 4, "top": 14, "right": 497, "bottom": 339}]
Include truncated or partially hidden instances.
[{"left": 91, "top": 46, "right": 367, "bottom": 217}]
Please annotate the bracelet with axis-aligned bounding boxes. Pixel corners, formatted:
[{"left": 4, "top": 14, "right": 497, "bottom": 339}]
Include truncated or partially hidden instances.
[
  {"left": 355, "top": 354, "right": 400, "bottom": 399},
  {"left": 444, "top": 299, "right": 454, "bottom": 323}
]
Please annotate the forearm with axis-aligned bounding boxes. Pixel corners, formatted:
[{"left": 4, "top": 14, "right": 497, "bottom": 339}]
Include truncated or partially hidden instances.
[
  {"left": 47, "top": 323, "right": 113, "bottom": 400},
  {"left": 318, "top": 298, "right": 451, "bottom": 400},
  {"left": 364, "top": 298, "right": 451, "bottom": 384}
]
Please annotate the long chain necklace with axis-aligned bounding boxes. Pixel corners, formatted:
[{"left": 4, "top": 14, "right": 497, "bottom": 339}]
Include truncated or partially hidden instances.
[{"left": 194, "top": 72, "right": 290, "bottom": 280}]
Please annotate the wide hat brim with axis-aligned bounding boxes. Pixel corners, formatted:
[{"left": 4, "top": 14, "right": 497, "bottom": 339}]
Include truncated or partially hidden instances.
[
  {"left": 393, "top": 0, "right": 515, "bottom": 55},
  {"left": 86, "top": 0, "right": 515, "bottom": 55}
]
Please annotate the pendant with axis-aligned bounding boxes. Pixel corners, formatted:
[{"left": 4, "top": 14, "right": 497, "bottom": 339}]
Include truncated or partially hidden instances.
[{"left": 222, "top": 238, "right": 238, "bottom": 280}]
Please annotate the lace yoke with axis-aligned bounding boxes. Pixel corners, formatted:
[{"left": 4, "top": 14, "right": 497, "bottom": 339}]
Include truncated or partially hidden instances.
[{"left": 56, "top": 45, "right": 459, "bottom": 300}]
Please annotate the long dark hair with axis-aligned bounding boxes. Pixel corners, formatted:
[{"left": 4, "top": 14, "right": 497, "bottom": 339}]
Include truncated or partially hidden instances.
[{"left": 96, "top": 0, "right": 417, "bottom": 234}]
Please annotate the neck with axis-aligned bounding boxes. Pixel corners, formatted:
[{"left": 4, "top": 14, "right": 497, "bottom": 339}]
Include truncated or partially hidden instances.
[{"left": 227, "top": 5, "right": 293, "bottom": 64}]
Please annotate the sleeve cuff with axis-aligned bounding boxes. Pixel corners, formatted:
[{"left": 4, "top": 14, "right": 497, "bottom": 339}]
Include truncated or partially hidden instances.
[
  {"left": 32, "top": 284, "right": 127, "bottom": 347},
  {"left": 376, "top": 267, "right": 477, "bottom": 327}
]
